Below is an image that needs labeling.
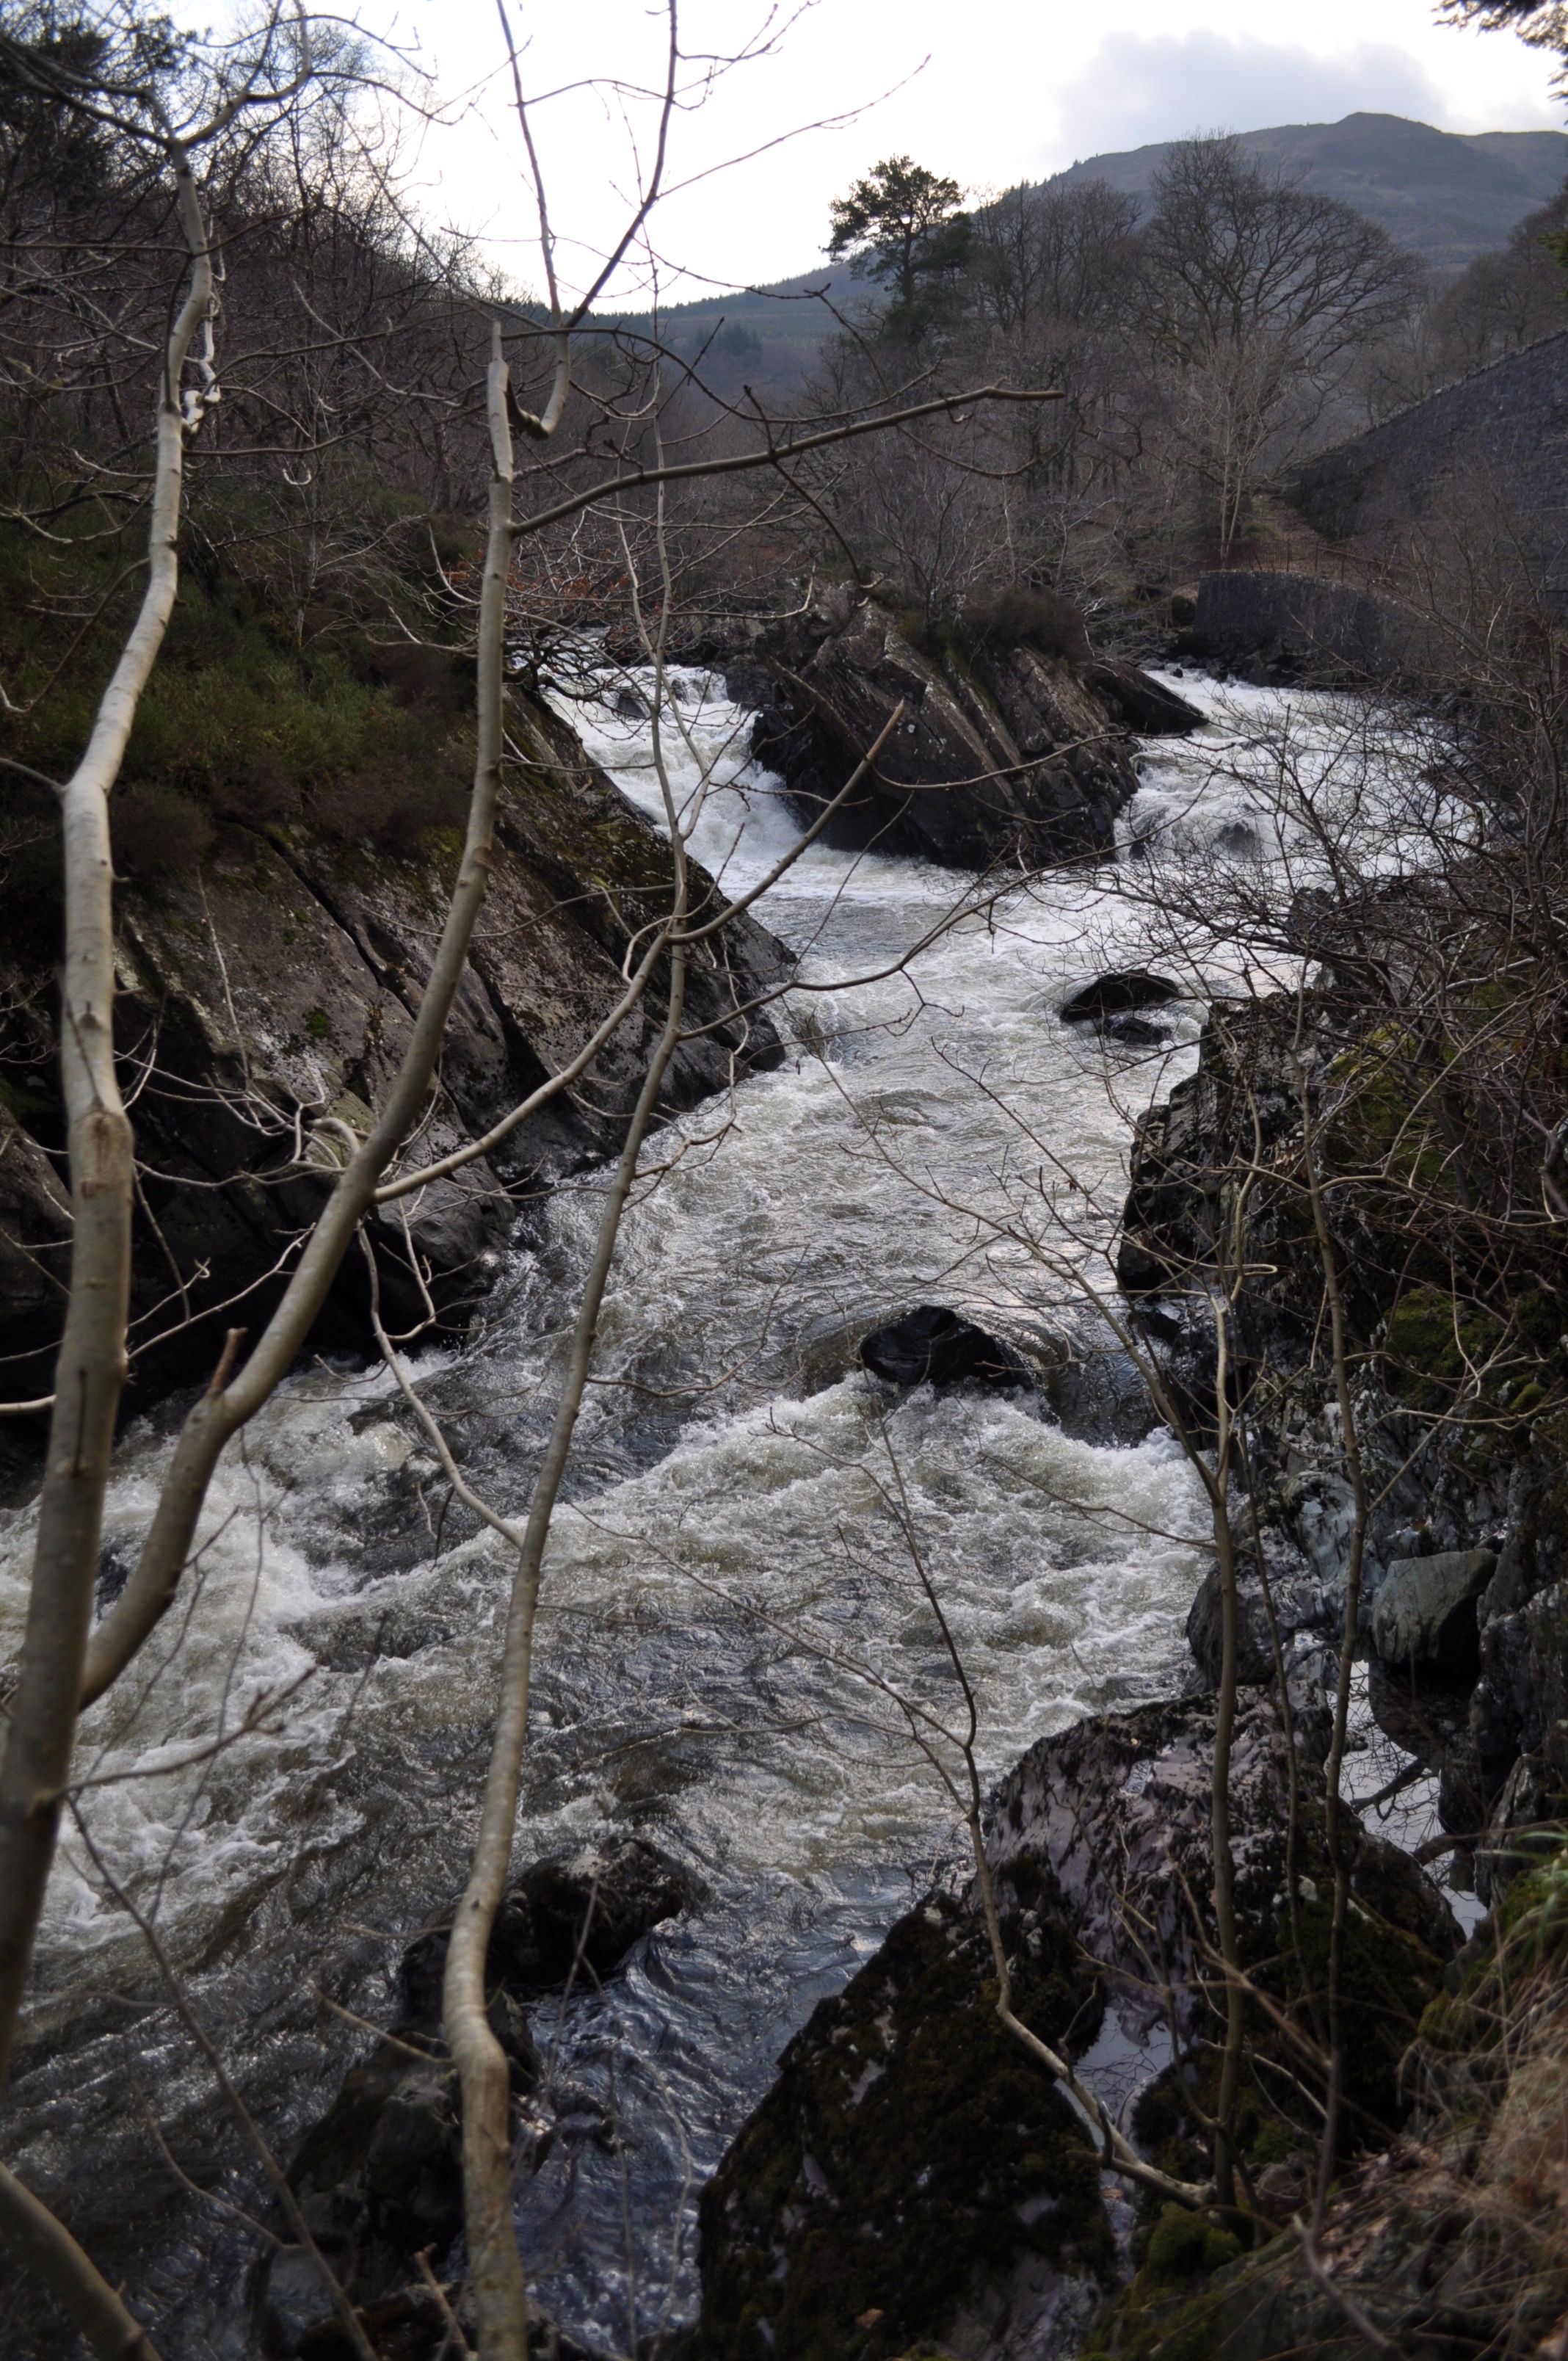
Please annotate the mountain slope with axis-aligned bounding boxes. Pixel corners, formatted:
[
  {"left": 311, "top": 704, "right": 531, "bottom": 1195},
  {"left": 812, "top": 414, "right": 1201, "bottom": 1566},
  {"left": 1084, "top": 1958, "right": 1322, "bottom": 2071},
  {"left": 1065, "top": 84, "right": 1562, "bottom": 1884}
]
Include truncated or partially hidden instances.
[
  {"left": 1046, "top": 112, "right": 1568, "bottom": 273},
  {"left": 600, "top": 112, "right": 1568, "bottom": 384}
]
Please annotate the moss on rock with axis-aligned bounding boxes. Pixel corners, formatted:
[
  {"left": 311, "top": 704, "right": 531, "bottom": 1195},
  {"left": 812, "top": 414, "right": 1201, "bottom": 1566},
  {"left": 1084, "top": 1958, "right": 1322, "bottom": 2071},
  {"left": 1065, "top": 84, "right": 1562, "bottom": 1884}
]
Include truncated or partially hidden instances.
[{"left": 680, "top": 1893, "right": 1111, "bottom": 2361}]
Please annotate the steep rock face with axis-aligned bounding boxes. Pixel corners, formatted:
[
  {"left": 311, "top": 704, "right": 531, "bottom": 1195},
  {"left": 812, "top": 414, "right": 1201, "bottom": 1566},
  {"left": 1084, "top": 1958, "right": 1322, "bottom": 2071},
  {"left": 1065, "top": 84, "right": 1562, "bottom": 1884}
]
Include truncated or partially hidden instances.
[
  {"left": 738, "top": 595, "right": 1196, "bottom": 871},
  {"left": 1116, "top": 993, "right": 1567, "bottom": 1871},
  {"left": 0, "top": 692, "right": 788, "bottom": 1412}
]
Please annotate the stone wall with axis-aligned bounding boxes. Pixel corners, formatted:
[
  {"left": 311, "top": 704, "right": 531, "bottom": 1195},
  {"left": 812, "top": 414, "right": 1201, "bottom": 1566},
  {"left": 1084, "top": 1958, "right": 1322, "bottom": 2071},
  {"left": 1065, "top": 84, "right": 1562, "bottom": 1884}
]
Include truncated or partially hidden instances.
[
  {"left": 1289, "top": 330, "right": 1568, "bottom": 607},
  {"left": 1189, "top": 570, "right": 1442, "bottom": 678}
]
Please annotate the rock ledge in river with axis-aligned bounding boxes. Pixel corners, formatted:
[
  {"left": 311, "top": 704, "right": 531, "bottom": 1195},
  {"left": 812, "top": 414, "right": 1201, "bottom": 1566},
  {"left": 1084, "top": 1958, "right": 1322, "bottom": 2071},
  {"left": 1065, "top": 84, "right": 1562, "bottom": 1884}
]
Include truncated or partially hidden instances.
[{"left": 740, "top": 590, "right": 1194, "bottom": 872}]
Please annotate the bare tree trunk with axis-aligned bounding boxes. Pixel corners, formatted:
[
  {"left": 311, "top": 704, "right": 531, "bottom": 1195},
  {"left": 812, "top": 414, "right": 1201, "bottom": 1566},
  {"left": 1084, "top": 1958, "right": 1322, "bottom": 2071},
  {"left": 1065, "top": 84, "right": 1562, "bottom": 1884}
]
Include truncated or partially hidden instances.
[
  {"left": 445, "top": 939, "right": 690, "bottom": 2357},
  {"left": 0, "top": 2163, "right": 161, "bottom": 2361},
  {"left": 75, "top": 324, "right": 521, "bottom": 1713},
  {"left": 444, "top": 498, "right": 700, "bottom": 2356},
  {"left": 0, "top": 144, "right": 214, "bottom": 2088}
]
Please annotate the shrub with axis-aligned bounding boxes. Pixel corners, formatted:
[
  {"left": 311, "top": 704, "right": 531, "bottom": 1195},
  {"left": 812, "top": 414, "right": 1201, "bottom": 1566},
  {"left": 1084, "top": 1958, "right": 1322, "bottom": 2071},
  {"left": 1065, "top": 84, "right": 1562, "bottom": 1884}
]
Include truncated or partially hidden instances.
[{"left": 961, "top": 586, "right": 1095, "bottom": 665}]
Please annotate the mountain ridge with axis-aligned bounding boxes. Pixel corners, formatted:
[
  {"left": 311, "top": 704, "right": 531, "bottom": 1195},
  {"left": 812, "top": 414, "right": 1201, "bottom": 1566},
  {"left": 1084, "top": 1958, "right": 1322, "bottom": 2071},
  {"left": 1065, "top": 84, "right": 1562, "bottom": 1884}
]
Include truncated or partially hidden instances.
[
  {"left": 603, "top": 112, "right": 1568, "bottom": 369},
  {"left": 1045, "top": 111, "right": 1568, "bottom": 273}
]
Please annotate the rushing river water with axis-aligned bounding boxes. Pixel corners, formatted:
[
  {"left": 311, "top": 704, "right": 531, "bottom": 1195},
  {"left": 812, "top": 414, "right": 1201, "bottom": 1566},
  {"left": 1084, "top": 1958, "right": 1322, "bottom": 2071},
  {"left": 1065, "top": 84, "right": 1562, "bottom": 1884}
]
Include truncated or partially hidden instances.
[{"left": 0, "top": 667, "right": 1442, "bottom": 2357}]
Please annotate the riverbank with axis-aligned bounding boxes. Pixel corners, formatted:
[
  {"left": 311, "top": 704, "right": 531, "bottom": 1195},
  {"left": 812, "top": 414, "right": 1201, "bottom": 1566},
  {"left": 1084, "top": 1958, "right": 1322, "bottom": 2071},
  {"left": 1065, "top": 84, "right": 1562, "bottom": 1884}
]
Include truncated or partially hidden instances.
[{"left": 6, "top": 646, "right": 1562, "bottom": 2361}]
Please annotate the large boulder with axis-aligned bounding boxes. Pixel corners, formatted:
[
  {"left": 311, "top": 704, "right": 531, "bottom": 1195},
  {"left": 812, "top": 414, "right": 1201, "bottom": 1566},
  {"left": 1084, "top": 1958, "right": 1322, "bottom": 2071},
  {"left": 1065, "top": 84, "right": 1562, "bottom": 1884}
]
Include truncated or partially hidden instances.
[
  {"left": 686, "top": 1695, "right": 1453, "bottom": 2361},
  {"left": 1059, "top": 970, "right": 1183, "bottom": 1026},
  {"left": 740, "top": 590, "right": 1195, "bottom": 871},
  {"left": 987, "top": 1696, "right": 1454, "bottom": 2043},
  {"left": 402, "top": 1835, "right": 697, "bottom": 2011},
  {"left": 857, "top": 1305, "right": 1032, "bottom": 1390},
  {"left": 681, "top": 1893, "right": 1113, "bottom": 2361},
  {"left": 1371, "top": 1548, "right": 1498, "bottom": 1669}
]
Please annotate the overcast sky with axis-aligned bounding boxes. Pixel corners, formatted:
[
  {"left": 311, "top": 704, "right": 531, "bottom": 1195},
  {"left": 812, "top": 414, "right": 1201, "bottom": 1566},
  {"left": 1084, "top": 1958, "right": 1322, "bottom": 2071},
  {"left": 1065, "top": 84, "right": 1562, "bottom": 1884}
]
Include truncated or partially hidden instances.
[{"left": 362, "top": 0, "right": 1565, "bottom": 301}]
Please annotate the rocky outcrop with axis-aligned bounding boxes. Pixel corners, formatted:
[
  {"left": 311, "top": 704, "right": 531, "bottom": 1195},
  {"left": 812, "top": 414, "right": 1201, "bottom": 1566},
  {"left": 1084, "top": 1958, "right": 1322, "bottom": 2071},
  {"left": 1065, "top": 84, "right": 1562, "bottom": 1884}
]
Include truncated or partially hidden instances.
[
  {"left": 684, "top": 1694, "right": 1452, "bottom": 2361},
  {"left": 737, "top": 591, "right": 1197, "bottom": 871},
  {"left": 1119, "top": 984, "right": 1568, "bottom": 1896},
  {"left": 1115, "top": 994, "right": 1325, "bottom": 1438},
  {"left": 0, "top": 694, "right": 789, "bottom": 1414}
]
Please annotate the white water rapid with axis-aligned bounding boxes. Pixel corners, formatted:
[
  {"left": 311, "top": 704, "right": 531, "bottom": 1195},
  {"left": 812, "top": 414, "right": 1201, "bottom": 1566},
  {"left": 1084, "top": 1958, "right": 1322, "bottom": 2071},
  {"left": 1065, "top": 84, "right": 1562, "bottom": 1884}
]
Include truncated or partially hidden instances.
[{"left": 0, "top": 665, "right": 1442, "bottom": 2358}]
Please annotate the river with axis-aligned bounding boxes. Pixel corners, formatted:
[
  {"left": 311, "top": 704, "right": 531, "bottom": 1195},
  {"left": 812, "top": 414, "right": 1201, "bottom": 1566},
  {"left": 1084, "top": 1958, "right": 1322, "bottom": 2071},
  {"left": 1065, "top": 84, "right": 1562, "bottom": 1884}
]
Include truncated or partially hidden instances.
[{"left": 0, "top": 664, "right": 1432, "bottom": 2357}]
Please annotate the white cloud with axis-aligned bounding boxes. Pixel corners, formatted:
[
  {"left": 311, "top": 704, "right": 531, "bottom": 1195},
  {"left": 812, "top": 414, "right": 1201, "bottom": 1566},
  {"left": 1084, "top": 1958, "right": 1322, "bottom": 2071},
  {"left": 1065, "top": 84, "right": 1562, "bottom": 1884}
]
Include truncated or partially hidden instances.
[
  {"left": 1053, "top": 30, "right": 1450, "bottom": 161},
  {"left": 346, "top": 0, "right": 1566, "bottom": 297}
]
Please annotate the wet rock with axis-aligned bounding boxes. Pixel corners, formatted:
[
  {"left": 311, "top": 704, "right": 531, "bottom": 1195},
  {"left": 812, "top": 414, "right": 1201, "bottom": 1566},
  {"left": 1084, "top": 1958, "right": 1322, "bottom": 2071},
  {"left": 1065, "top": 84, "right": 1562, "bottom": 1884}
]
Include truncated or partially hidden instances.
[
  {"left": 1114, "top": 995, "right": 1326, "bottom": 1433},
  {"left": 1471, "top": 1430, "right": 1568, "bottom": 1812},
  {"left": 682, "top": 1893, "right": 1112, "bottom": 2361},
  {"left": 1476, "top": 1749, "right": 1568, "bottom": 1903},
  {"left": 286, "top": 1594, "right": 460, "bottom": 1672},
  {"left": 1187, "top": 568, "right": 1444, "bottom": 684},
  {"left": 402, "top": 1836, "right": 697, "bottom": 2015},
  {"left": 1186, "top": 1558, "right": 1288, "bottom": 1690},
  {"left": 256, "top": 2032, "right": 466, "bottom": 2356},
  {"left": 742, "top": 590, "right": 1169, "bottom": 871},
  {"left": 1084, "top": 661, "right": 1205, "bottom": 735},
  {"left": 283, "top": 2271, "right": 597, "bottom": 2361},
  {"left": 1371, "top": 1549, "right": 1497, "bottom": 1669},
  {"left": 1110, "top": 1015, "right": 1171, "bottom": 1051},
  {"left": 94, "top": 1540, "right": 135, "bottom": 1615},
  {"left": 1184, "top": 1554, "right": 1343, "bottom": 1767},
  {"left": 989, "top": 1695, "right": 1456, "bottom": 2046},
  {"left": 1060, "top": 971, "right": 1183, "bottom": 1026},
  {"left": 261, "top": 1839, "right": 689, "bottom": 2354},
  {"left": 1366, "top": 1655, "right": 1476, "bottom": 1777},
  {"left": 1043, "top": 1341, "right": 1161, "bottom": 1446},
  {"left": 490, "top": 1836, "right": 697, "bottom": 1992},
  {"left": 258, "top": 1951, "right": 545, "bottom": 2351},
  {"left": 858, "top": 1305, "right": 1032, "bottom": 1391}
]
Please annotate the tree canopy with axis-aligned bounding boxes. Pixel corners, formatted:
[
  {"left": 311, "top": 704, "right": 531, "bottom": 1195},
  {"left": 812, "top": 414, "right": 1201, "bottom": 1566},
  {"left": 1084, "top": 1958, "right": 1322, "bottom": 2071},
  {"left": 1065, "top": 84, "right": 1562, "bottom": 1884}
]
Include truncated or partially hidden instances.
[{"left": 827, "top": 154, "right": 971, "bottom": 322}]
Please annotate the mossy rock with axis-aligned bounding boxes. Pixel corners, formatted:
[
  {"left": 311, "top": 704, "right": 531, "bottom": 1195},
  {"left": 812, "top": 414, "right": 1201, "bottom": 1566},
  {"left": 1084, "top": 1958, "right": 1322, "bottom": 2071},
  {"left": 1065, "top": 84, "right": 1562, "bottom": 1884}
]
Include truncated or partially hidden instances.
[
  {"left": 680, "top": 1894, "right": 1112, "bottom": 2360},
  {"left": 1083, "top": 2208, "right": 1265, "bottom": 2361},
  {"left": 1133, "top": 1878, "right": 1451, "bottom": 2195}
]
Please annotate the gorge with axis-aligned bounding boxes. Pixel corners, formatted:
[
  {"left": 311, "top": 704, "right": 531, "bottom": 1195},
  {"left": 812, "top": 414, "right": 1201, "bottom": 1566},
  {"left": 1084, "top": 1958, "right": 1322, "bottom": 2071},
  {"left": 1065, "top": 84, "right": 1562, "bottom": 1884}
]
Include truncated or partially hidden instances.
[
  {"left": 4, "top": 8, "right": 1568, "bottom": 2353},
  {"left": 5, "top": 634, "right": 1539, "bottom": 2360}
]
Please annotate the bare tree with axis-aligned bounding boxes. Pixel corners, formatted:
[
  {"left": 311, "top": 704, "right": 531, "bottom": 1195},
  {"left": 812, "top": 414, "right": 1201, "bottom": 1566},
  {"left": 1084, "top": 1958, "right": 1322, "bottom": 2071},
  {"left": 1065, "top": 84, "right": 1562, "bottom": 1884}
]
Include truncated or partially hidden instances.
[
  {"left": 0, "top": 8, "right": 1062, "bottom": 2351},
  {"left": 1136, "top": 135, "right": 1423, "bottom": 556}
]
